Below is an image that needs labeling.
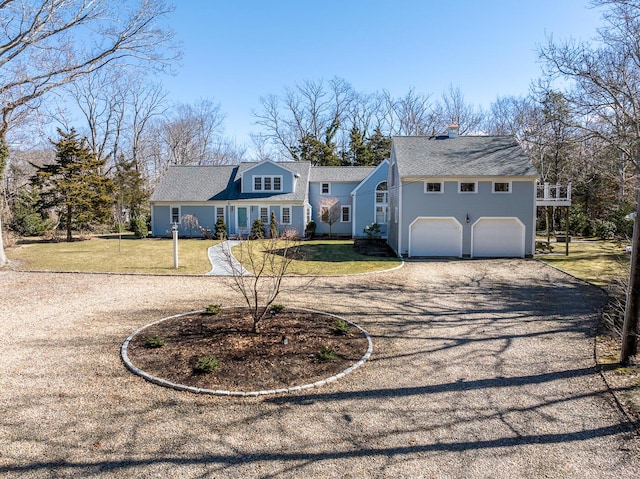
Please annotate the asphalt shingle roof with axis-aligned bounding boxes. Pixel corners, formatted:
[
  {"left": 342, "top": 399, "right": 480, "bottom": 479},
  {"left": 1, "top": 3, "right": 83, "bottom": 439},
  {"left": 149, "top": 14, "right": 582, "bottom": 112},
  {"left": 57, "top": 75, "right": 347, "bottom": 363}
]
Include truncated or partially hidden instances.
[
  {"left": 150, "top": 165, "right": 237, "bottom": 202},
  {"left": 309, "top": 166, "right": 376, "bottom": 182},
  {"left": 392, "top": 136, "right": 538, "bottom": 178},
  {"left": 150, "top": 162, "right": 311, "bottom": 203}
]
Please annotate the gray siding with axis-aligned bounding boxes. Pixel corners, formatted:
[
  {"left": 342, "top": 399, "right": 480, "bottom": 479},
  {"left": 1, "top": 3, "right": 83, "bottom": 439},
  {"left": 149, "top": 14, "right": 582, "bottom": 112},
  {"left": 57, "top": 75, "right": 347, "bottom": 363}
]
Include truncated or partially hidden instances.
[
  {"left": 152, "top": 204, "right": 223, "bottom": 237},
  {"left": 241, "top": 162, "right": 295, "bottom": 194},
  {"left": 309, "top": 181, "right": 357, "bottom": 236},
  {"left": 387, "top": 158, "right": 401, "bottom": 254},
  {"left": 397, "top": 179, "right": 536, "bottom": 256},
  {"left": 352, "top": 161, "right": 389, "bottom": 237}
]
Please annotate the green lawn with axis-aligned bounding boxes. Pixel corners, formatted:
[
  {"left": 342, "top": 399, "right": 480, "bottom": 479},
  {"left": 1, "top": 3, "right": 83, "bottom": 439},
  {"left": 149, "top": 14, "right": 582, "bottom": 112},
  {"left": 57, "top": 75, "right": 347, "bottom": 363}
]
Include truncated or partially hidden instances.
[
  {"left": 7, "top": 235, "right": 402, "bottom": 275},
  {"left": 536, "top": 239, "right": 630, "bottom": 288},
  {"left": 232, "top": 239, "right": 402, "bottom": 275},
  {"left": 7, "top": 234, "right": 219, "bottom": 274}
]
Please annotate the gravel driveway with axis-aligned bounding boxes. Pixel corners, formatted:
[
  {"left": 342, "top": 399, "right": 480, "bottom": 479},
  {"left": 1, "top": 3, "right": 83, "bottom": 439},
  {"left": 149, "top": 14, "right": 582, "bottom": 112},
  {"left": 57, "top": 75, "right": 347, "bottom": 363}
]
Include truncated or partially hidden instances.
[{"left": 1, "top": 260, "right": 638, "bottom": 478}]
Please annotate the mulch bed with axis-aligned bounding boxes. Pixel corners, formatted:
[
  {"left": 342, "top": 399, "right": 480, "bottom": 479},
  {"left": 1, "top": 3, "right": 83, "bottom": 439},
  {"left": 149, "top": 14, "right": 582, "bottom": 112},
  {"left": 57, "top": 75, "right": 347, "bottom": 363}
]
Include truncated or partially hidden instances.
[{"left": 125, "top": 308, "right": 369, "bottom": 392}]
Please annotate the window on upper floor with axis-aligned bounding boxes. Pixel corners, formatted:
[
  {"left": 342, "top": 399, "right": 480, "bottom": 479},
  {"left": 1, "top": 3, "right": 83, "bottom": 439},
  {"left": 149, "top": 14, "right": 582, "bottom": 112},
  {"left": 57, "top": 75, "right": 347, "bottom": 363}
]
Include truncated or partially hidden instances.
[
  {"left": 321, "top": 182, "right": 330, "bottom": 195},
  {"left": 425, "top": 181, "right": 443, "bottom": 193},
  {"left": 459, "top": 181, "right": 477, "bottom": 193},
  {"left": 376, "top": 181, "right": 388, "bottom": 204},
  {"left": 493, "top": 181, "right": 511, "bottom": 193},
  {"left": 253, "top": 175, "right": 283, "bottom": 192}
]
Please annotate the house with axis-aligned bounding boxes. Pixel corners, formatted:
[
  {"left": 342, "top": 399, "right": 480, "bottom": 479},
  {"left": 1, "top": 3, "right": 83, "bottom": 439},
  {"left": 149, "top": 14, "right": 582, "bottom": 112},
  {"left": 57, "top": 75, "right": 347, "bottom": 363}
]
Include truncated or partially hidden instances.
[
  {"left": 387, "top": 126, "right": 538, "bottom": 258},
  {"left": 150, "top": 160, "right": 312, "bottom": 238},
  {"left": 150, "top": 129, "right": 538, "bottom": 259}
]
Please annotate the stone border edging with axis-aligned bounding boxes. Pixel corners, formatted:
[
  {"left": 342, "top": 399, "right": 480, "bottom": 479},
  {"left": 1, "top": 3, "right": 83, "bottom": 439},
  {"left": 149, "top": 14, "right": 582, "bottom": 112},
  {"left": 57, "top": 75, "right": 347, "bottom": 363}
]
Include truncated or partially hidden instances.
[{"left": 120, "top": 307, "right": 373, "bottom": 396}]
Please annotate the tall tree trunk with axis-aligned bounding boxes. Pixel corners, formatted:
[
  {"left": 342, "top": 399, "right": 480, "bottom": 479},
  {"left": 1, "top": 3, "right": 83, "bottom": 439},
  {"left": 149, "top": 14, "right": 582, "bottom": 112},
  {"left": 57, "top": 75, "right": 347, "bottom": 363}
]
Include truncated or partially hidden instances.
[
  {"left": 621, "top": 185, "right": 640, "bottom": 364},
  {"left": 0, "top": 134, "right": 8, "bottom": 265},
  {"left": 66, "top": 204, "right": 73, "bottom": 242}
]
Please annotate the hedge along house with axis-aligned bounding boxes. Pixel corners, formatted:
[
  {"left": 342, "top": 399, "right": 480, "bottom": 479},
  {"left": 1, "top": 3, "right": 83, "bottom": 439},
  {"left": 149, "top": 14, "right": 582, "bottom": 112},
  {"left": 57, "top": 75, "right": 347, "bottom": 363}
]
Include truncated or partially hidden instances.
[
  {"left": 150, "top": 160, "right": 312, "bottom": 238},
  {"left": 387, "top": 128, "right": 539, "bottom": 258}
]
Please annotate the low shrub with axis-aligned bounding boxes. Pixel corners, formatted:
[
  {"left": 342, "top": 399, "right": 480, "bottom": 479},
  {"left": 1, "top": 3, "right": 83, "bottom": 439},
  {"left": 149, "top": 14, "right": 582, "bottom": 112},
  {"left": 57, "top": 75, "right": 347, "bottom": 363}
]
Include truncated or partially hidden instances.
[
  {"left": 215, "top": 217, "right": 227, "bottom": 240},
  {"left": 131, "top": 216, "right": 149, "bottom": 239},
  {"left": 315, "top": 345, "right": 338, "bottom": 362},
  {"left": 363, "top": 222, "right": 381, "bottom": 238},
  {"left": 145, "top": 336, "right": 166, "bottom": 348},
  {"left": 595, "top": 220, "right": 617, "bottom": 240},
  {"left": 204, "top": 304, "right": 222, "bottom": 315},
  {"left": 305, "top": 220, "right": 316, "bottom": 238},
  {"left": 333, "top": 319, "right": 351, "bottom": 335},
  {"left": 194, "top": 356, "right": 219, "bottom": 373},
  {"left": 251, "top": 218, "right": 265, "bottom": 239},
  {"left": 270, "top": 304, "right": 285, "bottom": 314}
]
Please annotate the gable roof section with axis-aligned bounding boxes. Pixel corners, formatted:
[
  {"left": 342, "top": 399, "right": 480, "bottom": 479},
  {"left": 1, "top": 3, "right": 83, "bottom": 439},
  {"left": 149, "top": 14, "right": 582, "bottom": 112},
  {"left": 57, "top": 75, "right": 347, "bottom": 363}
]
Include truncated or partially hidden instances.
[
  {"left": 233, "top": 161, "right": 310, "bottom": 201},
  {"left": 150, "top": 161, "right": 311, "bottom": 203},
  {"left": 351, "top": 159, "right": 389, "bottom": 195},
  {"left": 150, "top": 165, "right": 238, "bottom": 202},
  {"left": 309, "top": 166, "right": 376, "bottom": 183},
  {"left": 393, "top": 136, "right": 538, "bottom": 178}
]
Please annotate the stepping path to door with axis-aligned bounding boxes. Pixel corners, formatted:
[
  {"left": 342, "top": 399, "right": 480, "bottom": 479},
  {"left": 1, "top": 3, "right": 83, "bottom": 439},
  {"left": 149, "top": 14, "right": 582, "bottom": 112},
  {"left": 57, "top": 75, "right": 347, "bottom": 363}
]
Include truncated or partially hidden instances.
[{"left": 206, "top": 241, "right": 250, "bottom": 276}]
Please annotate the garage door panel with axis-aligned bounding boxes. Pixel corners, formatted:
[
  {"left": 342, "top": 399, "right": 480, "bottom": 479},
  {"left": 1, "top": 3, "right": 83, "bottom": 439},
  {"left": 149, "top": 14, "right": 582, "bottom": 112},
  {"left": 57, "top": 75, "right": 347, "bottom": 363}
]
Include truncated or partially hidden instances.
[
  {"left": 410, "top": 218, "right": 462, "bottom": 257},
  {"left": 472, "top": 218, "right": 524, "bottom": 258}
]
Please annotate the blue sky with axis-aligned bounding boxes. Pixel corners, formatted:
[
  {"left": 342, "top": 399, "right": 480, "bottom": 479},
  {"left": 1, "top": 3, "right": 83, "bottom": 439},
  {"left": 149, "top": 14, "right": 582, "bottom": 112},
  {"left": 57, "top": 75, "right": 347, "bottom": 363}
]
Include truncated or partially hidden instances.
[{"left": 162, "top": 0, "right": 603, "bottom": 147}]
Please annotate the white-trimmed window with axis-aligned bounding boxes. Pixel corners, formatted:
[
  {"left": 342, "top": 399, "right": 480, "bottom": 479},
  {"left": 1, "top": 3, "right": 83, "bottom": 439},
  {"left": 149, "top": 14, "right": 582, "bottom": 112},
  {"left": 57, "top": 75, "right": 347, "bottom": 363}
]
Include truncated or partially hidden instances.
[
  {"left": 305, "top": 206, "right": 312, "bottom": 225},
  {"left": 260, "top": 206, "right": 269, "bottom": 223},
  {"left": 341, "top": 205, "right": 351, "bottom": 223},
  {"left": 253, "top": 176, "right": 283, "bottom": 192},
  {"left": 171, "top": 206, "right": 181, "bottom": 224},
  {"left": 459, "top": 181, "right": 477, "bottom": 193},
  {"left": 215, "top": 207, "right": 224, "bottom": 221},
  {"left": 493, "top": 181, "right": 511, "bottom": 193},
  {"left": 375, "top": 181, "right": 388, "bottom": 223},
  {"left": 425, "top": 181, "right": 443, "bottom": 193},
  {"left": 282, "top": 206, "right": 291, "bottom": 225},
  {"left": 321, "top": 182, "right": 330, "bottom": 195}
]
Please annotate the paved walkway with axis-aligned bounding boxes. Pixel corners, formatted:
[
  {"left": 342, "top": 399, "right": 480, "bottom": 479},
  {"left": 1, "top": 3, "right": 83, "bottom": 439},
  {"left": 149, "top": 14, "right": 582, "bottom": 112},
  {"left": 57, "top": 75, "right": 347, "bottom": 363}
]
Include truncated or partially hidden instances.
[{"left": 206, "top": 241, "right": 249, "bottom": 276}]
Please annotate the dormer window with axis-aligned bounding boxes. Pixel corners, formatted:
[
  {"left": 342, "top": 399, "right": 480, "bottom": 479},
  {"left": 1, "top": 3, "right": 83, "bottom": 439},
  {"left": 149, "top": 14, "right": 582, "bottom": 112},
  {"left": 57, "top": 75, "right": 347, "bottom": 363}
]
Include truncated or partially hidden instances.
[{"left": 253, "top": 175, "right": 283, "bottom": 192}]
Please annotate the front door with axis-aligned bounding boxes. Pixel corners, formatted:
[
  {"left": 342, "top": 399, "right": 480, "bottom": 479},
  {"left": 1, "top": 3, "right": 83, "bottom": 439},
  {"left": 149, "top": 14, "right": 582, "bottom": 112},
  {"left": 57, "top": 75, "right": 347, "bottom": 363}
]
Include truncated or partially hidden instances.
[{"left": 237, "top": 207, "right": 248, "bottom": 234}]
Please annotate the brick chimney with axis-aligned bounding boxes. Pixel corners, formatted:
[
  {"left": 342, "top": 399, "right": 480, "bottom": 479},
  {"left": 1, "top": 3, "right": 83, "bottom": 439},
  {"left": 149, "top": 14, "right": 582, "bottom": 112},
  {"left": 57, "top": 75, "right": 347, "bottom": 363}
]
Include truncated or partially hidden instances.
[{"left": 448, "top": 124, "right": 459, "bottom": 138}]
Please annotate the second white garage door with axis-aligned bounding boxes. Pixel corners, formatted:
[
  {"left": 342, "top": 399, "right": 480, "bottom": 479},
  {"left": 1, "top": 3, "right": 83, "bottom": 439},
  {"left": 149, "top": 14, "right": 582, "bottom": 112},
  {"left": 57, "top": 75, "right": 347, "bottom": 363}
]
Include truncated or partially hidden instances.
[
  {"left": 409, "top": 217, "right": 463, "bottom": 257},
  {"left": 472, "top": 217, "right": 525, "bottom": 258}
]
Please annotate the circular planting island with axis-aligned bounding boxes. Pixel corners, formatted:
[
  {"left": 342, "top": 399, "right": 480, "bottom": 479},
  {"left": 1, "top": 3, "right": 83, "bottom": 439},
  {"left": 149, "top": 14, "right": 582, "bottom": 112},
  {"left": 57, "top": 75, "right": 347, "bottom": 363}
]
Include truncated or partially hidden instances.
[{"left": 121, "top": 307, "right": 372, "bottom": 396}]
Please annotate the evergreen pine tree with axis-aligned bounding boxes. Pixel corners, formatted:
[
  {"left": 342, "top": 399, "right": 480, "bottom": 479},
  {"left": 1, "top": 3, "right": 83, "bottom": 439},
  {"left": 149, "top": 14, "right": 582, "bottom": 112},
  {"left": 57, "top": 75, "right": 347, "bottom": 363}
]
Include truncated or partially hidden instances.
[
  {"left": 33, "top": 128, "right": 113, "bottom": 242},
  {"left": 114, "top": 154, "right": 149, "bottom": 220}
]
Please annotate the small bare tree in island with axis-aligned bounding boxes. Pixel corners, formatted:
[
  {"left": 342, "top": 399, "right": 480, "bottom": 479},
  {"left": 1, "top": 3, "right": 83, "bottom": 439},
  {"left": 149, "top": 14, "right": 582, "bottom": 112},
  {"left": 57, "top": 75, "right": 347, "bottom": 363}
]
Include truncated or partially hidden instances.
[{"left": 221, "top": 229, "right": 314, "bottom": 333}]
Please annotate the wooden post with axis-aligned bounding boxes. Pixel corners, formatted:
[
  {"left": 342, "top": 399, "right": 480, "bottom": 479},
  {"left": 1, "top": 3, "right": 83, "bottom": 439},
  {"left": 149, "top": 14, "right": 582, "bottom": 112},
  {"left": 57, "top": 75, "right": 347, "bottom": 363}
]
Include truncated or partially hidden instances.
[
  {"left": 565, "top": 206, "right": 569, "bottom": 256},
  {"left": 621, "top": 187, "right": 640, "bottom": 364}
]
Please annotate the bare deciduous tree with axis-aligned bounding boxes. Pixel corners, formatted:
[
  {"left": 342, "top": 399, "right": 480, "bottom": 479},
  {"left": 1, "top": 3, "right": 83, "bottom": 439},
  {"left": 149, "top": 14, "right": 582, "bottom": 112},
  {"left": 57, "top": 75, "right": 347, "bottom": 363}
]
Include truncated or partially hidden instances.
[
  {"left": 0, "top": 0, "right": 178, "bottom": 265},
  {"left": 320, "top": 197, "right": 341, "bottom": 238},
  {"left": 433, "top": 85, "right": 484, "bottom": 135},
  {"left": 540, "top": 0, "right": 640, "bottom": 363},
  {"left": 222, "top": 230, "right": 312, "bottom": 333},
  {"left": 386, "top": 88, "right": 437, "bottom": 136},
  {"left": 253, "top": 77, "right": 355, "bottom": 163}
]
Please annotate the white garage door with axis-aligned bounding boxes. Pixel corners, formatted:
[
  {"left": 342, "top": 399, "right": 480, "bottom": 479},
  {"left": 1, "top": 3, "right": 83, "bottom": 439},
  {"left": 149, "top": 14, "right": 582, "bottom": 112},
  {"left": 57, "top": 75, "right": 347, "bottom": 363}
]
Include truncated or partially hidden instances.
[
  {"left": 472, "top": 217, "right": 525, "bottom": 258},
  {"left": 409, "top": 217, "right": 462, "bottom": 257}
]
